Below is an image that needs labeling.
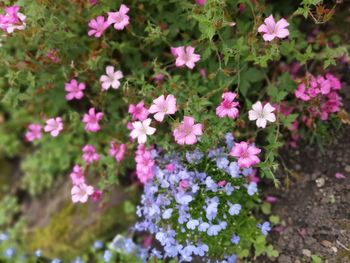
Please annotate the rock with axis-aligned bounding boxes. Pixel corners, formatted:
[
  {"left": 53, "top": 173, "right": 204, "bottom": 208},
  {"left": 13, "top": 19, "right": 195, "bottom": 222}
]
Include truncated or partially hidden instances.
[
  {"left": 316, "top": 177, "right": 325, "bottom": 188},
  {"left": 294, "top": 260, "right": 301, "bottom": 263},
  {"left": 345, "top": 165, "right": 350, "bottom": 173},
  {"left": 331, "top": 246, "right": 338, "bottom": 253},
  {"left": 302, "top": 249, "right": 312, "bottom": 257},
  {"left": 278, "top": 255, "right": 292, "bottom": 263},
  {"left": 321, "top": 240, "right": 332, "bottom": 247}
]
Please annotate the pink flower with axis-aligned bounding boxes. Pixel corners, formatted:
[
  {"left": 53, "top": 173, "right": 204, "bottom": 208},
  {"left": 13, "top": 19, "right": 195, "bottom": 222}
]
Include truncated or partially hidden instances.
[
  {"left": 82, "top": 108, "right": 104, "bottom": 132},
  {"left": 0, "top": 5, "right": 26, "bottom": 33},
  {"left": 109, "top": 141, "right": 126, "bottom": 162},
  {"left": 172, "top": 46, "right": 201, "bottom": 69},
  {"left": 335, "top": 172, "right": 346, "bottom": 179},
  {"left": 166, "top": 163, "right": 175, "bottom": 172},
  {"left": 265, "top": 195, "right": 278, "bottom": 203},
  {"left": 199, "top": 68, "right": 207, "bottom": 78},
  {"left": 295, "top": 83, "right": 310, "bottom": 101},
  {"left": 44, "top": 117, "right": 63, "bottom": 137},
  {"left": 25, "top": 124, "right": 42, "bottom": 142},
  {"left": 65, "top": 79, "right": 85, "bottom": 100},
  {"left": 230, "top": 141, "right": 261, "bottom": 168},
  {"left": 90, "top": 0, "right": 98, "bottom": 5},
  {"left": 100, "top": 66, "right": 123, "bottom": 91},
  {"left": 218, "top": 180, "right": 227, "bottom": 187},
  {"left": 88, "top": 16, "right": 109, "bottom": 38},
  {"left": 70, "top": 165, "right": 85, "bottom": 185},
  {"left": 248, "top": 101, "right": 276, "bottom": 128},
  {"left": 173, "top": 116, "right": 203, "bottom": 145},
  {"left": 135, "top": 144, "right": 154, "bottom": 184},
  {"left": 128, "top": 101, "right": 149, "bottom": 121},
  {"left": 47, "top": 50, "right": 60, "bottom": 63},
  {"left": 107, "top": 4, "right": 130, "bottom": 30},
  {"left": 195, "top": 0, "right": 206, "bottom": 5},
  {"left": 82, "top": 145, "right": 100, "bottom": 164},
  {"left": 326, "top": 73, "right": 341, "bottom": 90},
  {"left": 91, "top": 189, "right": 103, "bottom": 202},
  {"left": 149, "top": 95, "right": 177, "bottom": 122},
  {"left": 216, "top": 92, "right": 240, "bottom": 119},
  {"left": 130, "top": 118, "right": 156, "bottom": 144},
  {"left": 258, "top": 15, "right": 289, "bottom": 41},
  {"left": 179, "top": 179, "right": 190, "bottom": 190},
  {"left": 71, "top": 183, "right": 94, "bottom": 203}
]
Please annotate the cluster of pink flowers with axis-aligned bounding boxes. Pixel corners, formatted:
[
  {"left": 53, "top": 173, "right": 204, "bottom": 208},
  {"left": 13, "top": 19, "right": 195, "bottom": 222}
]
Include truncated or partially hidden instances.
[
  {"left": 135, "top": 144, "right": 154, "bottom": 184},
  {"left": 109, "top": 141, "right": 126, "bottom": 162},
  {"left": 295, "top": 73, "right": 342, "bottom": 120},
  {"left": 88, "top": 4, "right": 130, "bottom": 38},
  {"left": 0, "top": 5, "right": 26, "bottom": 33}
]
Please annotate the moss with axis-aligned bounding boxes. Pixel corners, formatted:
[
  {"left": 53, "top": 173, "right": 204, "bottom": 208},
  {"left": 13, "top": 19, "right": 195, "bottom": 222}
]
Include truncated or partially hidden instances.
[{"left": 26, "top": 187, "right": 138, "bottom": 260}]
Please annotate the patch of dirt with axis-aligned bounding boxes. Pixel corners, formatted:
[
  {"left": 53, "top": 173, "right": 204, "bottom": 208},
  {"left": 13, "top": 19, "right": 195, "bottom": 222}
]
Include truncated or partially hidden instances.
[{"left": 264, "top": 126, "right": 350, "bottom": 263}]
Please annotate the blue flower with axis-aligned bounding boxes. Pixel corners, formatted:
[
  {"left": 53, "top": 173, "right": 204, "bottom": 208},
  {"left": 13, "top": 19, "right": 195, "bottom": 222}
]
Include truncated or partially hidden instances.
[
  {"left": 198, "top": 222, "right": 210, "bottom": 232},
  {"left": 258, "top": 221, "right": 271, "bottom": 236},
  {"left": 34, "top": 249, "right": 42, "bottom": 257},
  {"left": 205, "top": 176, "right": 218, "bottom": 192},
  {"left": 175, "top": 193, "right": 193, "bottom": 205},
  {"left": 162, "top": 208, "right": 173, "bottom": 219},
  {"left": 51, "top": 259, "right": 61, "bottom": 263},
  {"left": 227, "top": 162, "right": 240, "bottom": 178},
  {"left": 0, "top": 233, "right": 8, "bottom": 242},
  {"left": 186, "top": 219, "right": 199, "bottom": 230},
  {"left": 93, "top": 240, "right": 104, "bottom": 250},
  {"left": 224, "top": 182, "right": 234, "bottom": 195},
  {"left": 225, "top": 133, "right": 235, "bottom": 149},
  {"left": 231, "top": 235, "right": 240, "bottom": 244},
  {"left": 194, "top": 243, "right": 208, "bottom": 256},
  {"left": 247, "top": 182, "right": 258, "bottom": 196},
  {"left": 103, "top": 250, "right": 112, "bottom": 262},
  {"left": 228, "top": 203, "right": 241, "bottom": 216},
  {"left": 207, "top": 224, "right": 221, "bottom": 236},
  {"left": 4, "top": 248, "right": 15, "bottom": 258},
  {"left": 242, "top": 167, "right": 253, "bottom": 176},
  {"left": 186, "top": 149, "right": 204, "bottom": 163},
  {"left": 226, "top": 254, "right": 237, "bottom": 263},
  {"left": 72, "top": 257, "right": 84, "bottom": 263},
  {"left": 205, "top": 197, "right": 219, "bottom": 220},
  {"left": 216, "top": 157, "right": 229, "bottom": 169},
  {"left": 151, "top": 248, "right": 163, "bottom": 259}
]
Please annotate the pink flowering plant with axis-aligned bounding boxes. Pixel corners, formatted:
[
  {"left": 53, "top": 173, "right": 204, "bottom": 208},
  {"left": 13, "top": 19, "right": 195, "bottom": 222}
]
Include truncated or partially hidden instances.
[{"left": 0, "top": 0, "right": 349, "bottom": 262}]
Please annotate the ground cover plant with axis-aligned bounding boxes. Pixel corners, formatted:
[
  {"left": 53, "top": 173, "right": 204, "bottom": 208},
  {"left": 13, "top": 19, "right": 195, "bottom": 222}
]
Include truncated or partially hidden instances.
[{"left": 0, "top": 0, "right": 349, "bottom": 262}]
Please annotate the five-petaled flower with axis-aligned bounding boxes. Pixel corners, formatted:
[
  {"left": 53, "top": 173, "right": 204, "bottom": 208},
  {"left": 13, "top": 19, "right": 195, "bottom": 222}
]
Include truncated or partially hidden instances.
[
  {"left": 71, "top": 183, "right": 94, "bottom": 203},
  {"left": 25, "top": 124, "right": 42, "bottom": 142},
  {"left": 173, "top": 116, "right": 203, "bottom": 145},
  {"left": 130, "top": 118, "right": 156, "bottom": 144},
  {"left": 100, "top": 66, "right": 123, "bottom": 91},
  {"left": 70, "top": 165, "right": 85, "bottom": 185},
  {"left": 82, "top": 108, "right": 104, "bottom": 132},
  {"left": 230, "top": 141, "right": 261, "bottom": 168},
  {"left": 258, "top": 15, "right": 289, "bottom": 41},
  {"left": 171, "top": 46, "right": 201, "bottom": 69},
  {"left": 107, "top": 4, "right": 130, "bottom": 30},
  {"left": 109, "top": 141, "right": 126, "bottom": 162},
  {"left": 44, "top": 117, "right": 63, "bottom": 137},
  {"left": 82, "top": 145, "right": 100, "bottom": 164},
  {"left": 88, "top": 16, "right": 109, "bottom": 38},
  {"left": 216, "top": 92, "right": 240, "bottom": 119},
  {"left": 248, "top": 101, "right": 276, "bottom": 128},
  {"left": 65, "top": 79, "right": 85, "bottom": 100},
  {"left": 128, "top": 101, "right": 149, "bottom": 121},
  {"left": 149, "top": 94, "right": 177, "bottom": 122}
]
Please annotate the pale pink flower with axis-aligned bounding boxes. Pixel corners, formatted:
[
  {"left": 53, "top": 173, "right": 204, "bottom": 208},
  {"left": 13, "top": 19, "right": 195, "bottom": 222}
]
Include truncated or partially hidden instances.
[
  {"left": 25, "top": 124, "right": 42, "bottom": 142},
  {"left": 149, "top": 95, "right": 177, "bottom": 122},
  {"left": 82, "top": 108, "right": 104, "bottom": 132},
  {"left": 44, "top": 117, "right": 63, "bottom": 137},
  {"left": 82, "top": 145, "right": 100, "bottom": 164},
  {"left": 173, "top": 116, "right": 203, "bottom": 145},
  {"left": 109, "top": 141, "right": 126, "bottom": 162},
  {"left": 65, "top": 79, "right": 85, "bottom": 100},
  {"left": 248, "top": 101, "right": 276, "bottom": 128},
  {"left": 100, "top": 66, "right": 123, "bottom": 91},
  {"left": 335, "top": 172, "right": 346, "bottom": 179},
  {"left": 71, "top": 183, "right": 94, "bottom": 203},
  {"left": 230, "top": 141, "right": 261, "bottom": 168},
  {"left": 70, "top": 165, "right": 85, "bottom": 185},
  {"left": 258, "top": 15, "right": 289, "bottom": 41},
  {"left": 130, "top": 118, "right": 156, "bottom": 144},
  {"left": 128, "top": 101, "right": 149, "bottom": 121},
  {"left": 107, "top": 4, "right": 130, "bottom": 30},
  {"left": 88, "top": 16, "right": 109, "bottom": 38},
  {"left": 172, "top": 46, "right": 201, "bottom": 69},
  {"left": 216, "top": 92, "right": 240, "bottom": 119}
]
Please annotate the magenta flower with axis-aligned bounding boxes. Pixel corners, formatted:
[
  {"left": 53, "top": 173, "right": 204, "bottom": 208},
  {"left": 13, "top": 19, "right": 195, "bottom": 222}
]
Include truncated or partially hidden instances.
[
  {"left": 44, "top": 117, "right": 63, "bottom": 137},
  {"left": 173, "top": 116, "right": 203, "bottom": 145},
  {"left": 295, "top": 83, "right": 310, "bottom": 101},
  {"left": 0, "top": 5, "right": 26, "bottom": 33},
  {"left": 47, "top": 50, "right": 60, "bottom": 63},
  {"left": 109, "top": 141, "right": 126, "bottom": 162},
  {"left": 90, "top": 0, "right": 98, "bottom": 5},
  {"left": 230, "top": 142, "right": 261, "bottom": 168},
  {"left": 88, "top": 16, "right": 109, "bottom": 38},
  {"left": 107, "top": 4, "right": 130, "bottom": 30},
  {"left": 128, "top": 101, "right": 149, "bottom": 121},
  {"left": 82, "top": 108, "right": 104, "bottom": 132},
  {"left": 91, "top": 189, "right": 103, "bottom": 202},
  {"left": 25, "top": 124, "right": 42, "bottom": 142},
  {"left": 65, "top": 79, "right": 85, "bottom": 100},
  {"left": 171, "top": 46, "right": 201, "bottom": 69},
  {"left": 82, "top": 145, "right": 100, "bottom": 164},
  {"left": 149, "top": 94, "right": 177, "bottom": 122},
  {"left": 258, "top": 15, "right": 289, "bottom": 41},
  {"left": 195, "top": 0, "right": 206, "bottom": 6},
  {"left": 100, "top": 66, "right": 123, "bottom": 91},
  {"left": 71, "top": 183, "right": 94, "bottom": 203},
  {"left": 216, "top": 92, "right": 239, "bottom": 119},
  {"left": 70, "top": 165, "right": 85, "bottom": 185}
]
